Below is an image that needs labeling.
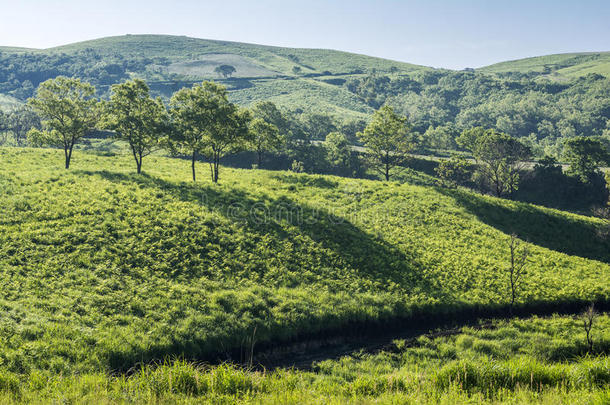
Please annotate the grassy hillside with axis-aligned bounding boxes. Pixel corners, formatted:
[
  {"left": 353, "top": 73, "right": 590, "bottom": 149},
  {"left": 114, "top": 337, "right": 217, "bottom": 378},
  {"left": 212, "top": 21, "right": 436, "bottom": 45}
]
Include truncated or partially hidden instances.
[
  {"left": 0, "top": 35, "right": 430, "bottom": 118},
  {"left": 0, "top": 314, "right": 608, "bottom": 403},
  {"left": 1, "top": 35, "right": 609, "bottom": 142},
  {"left": 43, "top": 35, "right": 429, "bottom": 76},
  {"left": 479, "top": 52, "right": 610, "bottom": 79},
  {"left": 0, "top": 147, "right": 608, "bottom": 378}
]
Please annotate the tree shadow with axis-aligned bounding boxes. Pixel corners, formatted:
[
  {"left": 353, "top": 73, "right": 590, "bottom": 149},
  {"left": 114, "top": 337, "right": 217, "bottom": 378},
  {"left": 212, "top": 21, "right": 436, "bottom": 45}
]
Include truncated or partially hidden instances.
[
  {"left": 438, "top": 187, "right": 610, "bottom": 264},
  {"left": 77, "top": 169, "right": 442, "bottom": 296}
]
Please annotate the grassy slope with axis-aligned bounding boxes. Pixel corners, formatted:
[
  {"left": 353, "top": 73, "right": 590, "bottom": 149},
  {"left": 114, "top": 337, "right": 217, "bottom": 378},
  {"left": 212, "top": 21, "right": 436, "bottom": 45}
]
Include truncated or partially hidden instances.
[
  {"left": 0, "top": 35, "right": 430, "bottom": 118},
  {"left": 0, "top": 147, "right": 608, "bottom": 377},
  {"left": 479, "top": 52, "right": 610, "bottom": 79},
  {"left": 0, "top": 314, "right": 608, "bottom": 403}
]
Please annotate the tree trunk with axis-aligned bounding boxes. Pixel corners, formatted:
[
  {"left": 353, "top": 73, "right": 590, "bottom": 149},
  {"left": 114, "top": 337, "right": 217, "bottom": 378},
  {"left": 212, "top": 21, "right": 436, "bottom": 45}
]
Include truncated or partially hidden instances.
[
  {"left": 191, "top": 150, "right": 197, "bottom": 182},
  {"left": 213, "top": 155, "right": 220, "bottom": 183},
  {"left": 257, "top": 150, "right": 263, "bottom": 167},
  {"left": 65, "top": 143, "right": 74, "bottom": 169},
  {"left": 64, "top": 147, "right": 70, "bottom": 169},
  {"left": 131, "top": 146, "right": 143, "bottom": 174}
]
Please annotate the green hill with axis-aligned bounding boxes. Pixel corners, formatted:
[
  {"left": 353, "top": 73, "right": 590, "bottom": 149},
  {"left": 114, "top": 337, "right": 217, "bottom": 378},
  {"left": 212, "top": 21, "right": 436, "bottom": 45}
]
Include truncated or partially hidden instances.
[
  {"left": 1, "top": 35, "right": 609, "bottom": 142},
  {"left": 0, "top": 147, "right": 608, "bottom": 377},
  {"left": 0, "top": 35, "right": 432, "bottom": 118},
  {"left": 479, "top": 52, "right": 610, "bottom": 79}
]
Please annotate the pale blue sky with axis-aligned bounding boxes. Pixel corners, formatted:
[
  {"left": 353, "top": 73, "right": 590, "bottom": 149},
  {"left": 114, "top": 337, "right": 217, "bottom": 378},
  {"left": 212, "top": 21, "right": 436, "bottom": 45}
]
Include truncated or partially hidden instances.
[{"left": 2, "top": 0, "right": 609, "bottom": 69}]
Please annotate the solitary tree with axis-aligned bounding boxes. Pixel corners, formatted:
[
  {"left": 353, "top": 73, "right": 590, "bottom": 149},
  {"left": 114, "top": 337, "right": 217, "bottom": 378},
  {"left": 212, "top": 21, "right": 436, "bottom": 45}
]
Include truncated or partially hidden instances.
[
  {"left": 104, "top": 79, "right": 169, "bottom": 174},
  {"left": 249, "top": 117, "right": 282, "bottom": 167},
  {"left": 358, "top": 105, "right": 415, "bottom": 181},
  {"left": 581, "top": 304, "right": 598, "bottom": 354},
  {"left": 27, "top": 76, "right": 98, "bottom": 169},
  {"left": 563, "top": 136, "right": 610, "bottom": 182},
  {"left": 214, "top": 65, "right": 236, "bottom": 78},
  {"left": 506, "top": 233, "right": 529, "bottom": 314}
]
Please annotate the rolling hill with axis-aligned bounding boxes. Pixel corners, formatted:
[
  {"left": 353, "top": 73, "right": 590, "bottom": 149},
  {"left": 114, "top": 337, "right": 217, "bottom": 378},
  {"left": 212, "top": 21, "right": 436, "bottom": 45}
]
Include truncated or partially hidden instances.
[
  {"left": 0, "top": 35, "right": 433, "bottom": 119},
  {"left": 479, "top": 51, "right": 610, "bottom": 80},
  {"left": 1, "top": 35, "right": 609, "bottom": 140},
  {"left": 0, "top": 147, "right": 608, "bottom": 379}
]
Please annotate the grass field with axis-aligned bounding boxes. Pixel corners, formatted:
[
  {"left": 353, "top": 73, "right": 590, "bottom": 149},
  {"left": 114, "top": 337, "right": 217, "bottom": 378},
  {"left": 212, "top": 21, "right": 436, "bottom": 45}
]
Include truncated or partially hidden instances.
[
  {"left": 0, "top": 314, "right": 607, "bottom": 403},
  {"left": 0, "top": 147, "right": 608, "bottom": 381}
]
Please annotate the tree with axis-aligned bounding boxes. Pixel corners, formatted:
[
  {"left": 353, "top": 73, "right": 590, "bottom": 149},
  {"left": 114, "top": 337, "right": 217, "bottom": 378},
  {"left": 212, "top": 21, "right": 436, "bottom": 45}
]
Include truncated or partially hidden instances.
[
  {"left": 0, "top": 110, "right": 7, "bottom": 144},
  {"left": 251, "top": 101, "right": 290, "bottom": 135},
  {"left": 435, "top": 155, "right": 472, "bottom": 188},
  {"left": 292, "top": 66, "right": 302, "bottom": 75},
  {"left": 581, "top": 304, "right": 598, "bottom": 354},
  {"left": 206, "top": 107, "right": 251, "bottom": 182},
  {"left": 506, "top": 233, "right": 529, "bottom": 314},
  {"left": 27, "top": 76, "right": 98, "bottom": 169},
  {"left": 4, "top": 107, "right": 41, "bottom": 146},
  {"left": 324, "top": 131, "right": 362, "bottom": 177},
  {"left": 103, "top": 79, "right": 169, "bottom": 174},
  {"left": 249, "top": 117, "right": 282, "bottom": 167},
  {"left": 358, "top": 105, "right": 415, "bottom": 181},
  {"left": 214, "top": 65, "right": 236, "bottom": 78},
  {"left": 456, "top": 126, "right": 486, "bottom": 152},
  {"left": 324, "top": 132, "right": 351, "bottom": 168},
  {"left": 169, "top": 81, "right": 250, "bottom": 183},
  {"left": 301, "top": 113, "right": 336, "bottom": 141},
  {"left": 461, "top": 128, "right": 531, "bottom": 197},
  {"left": 563, "top": 136, "right": 610, "bottom": 182}
]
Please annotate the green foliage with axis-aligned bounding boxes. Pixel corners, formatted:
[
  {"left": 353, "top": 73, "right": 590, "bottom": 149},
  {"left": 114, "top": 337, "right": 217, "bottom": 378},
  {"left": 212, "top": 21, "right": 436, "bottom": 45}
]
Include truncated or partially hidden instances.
[
  {"left": 2, "top": 36, "right": 608, "bottom": 145},
  {"left": 169, "top": 81, "right": 251, "bottom": 182},
  {"left": 27, "top": 76, "right": 99, "bottom": 168},
  {"left": 214, "top": 64, "right": 237, "bottom": 78},
  {"left": 103, "top": 79, "right": 169, "bottom": 173},
  {"left": 479, "top": 52, "right": 610, "bottom": 79},
  {"left": 435, "top": 156, "right": 472, "bottom": 188},
  {"left": 358, "top": 105, "right": 415, "bottom": 181},
  {"left": 249, "top": 118, "right": 282, "bottom": 167},
  {"left": 0, "top": 107, "right": 40, "bottom": 146},
  {"left": 563, "top": 136, "right": 610, "bottom": 182},
  {"left": 516, "top": 156, "right": 609, "bottom": 211},
  {"left": 461, "top": 128, "right": 531, "bottom": 197}
]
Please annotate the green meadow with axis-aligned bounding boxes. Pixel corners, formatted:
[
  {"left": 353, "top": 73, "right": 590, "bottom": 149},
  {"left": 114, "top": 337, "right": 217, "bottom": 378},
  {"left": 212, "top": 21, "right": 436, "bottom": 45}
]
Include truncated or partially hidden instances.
[{"left": 0, "top": 147, "right": 608, "bottom": 385}]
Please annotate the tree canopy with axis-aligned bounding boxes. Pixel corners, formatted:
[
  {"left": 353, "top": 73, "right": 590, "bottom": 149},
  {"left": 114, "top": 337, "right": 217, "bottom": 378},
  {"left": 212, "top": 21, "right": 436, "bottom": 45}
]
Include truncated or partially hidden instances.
[
  {"left": 27, "top": 76, "right": 98, "bottom": 169},
  {"left": 103, "top": 79, "right": 169, "bottom": 174},
  {"left": 563, "top": 136, "right": 610, "bottom": 182},
  {"left": 358, "top": 105, "right": 415, "bottom": 181},
  {"left": 169, "top": 81, "right": 251, "bottom": 182},
  {"left": 214, "top": 65, "right": 236, "bottom": 78}
]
